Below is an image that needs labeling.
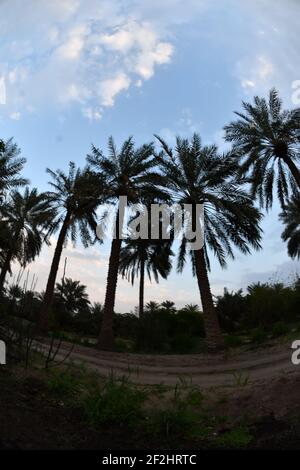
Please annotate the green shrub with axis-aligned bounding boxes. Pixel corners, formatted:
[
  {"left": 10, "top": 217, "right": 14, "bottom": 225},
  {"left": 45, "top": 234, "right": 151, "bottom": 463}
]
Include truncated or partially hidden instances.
[
  {"left": 271, "top": 321, "right": 289, "bottom": 337},
  {"left": 249, "top": 326, "right": 267, "bottom": 344},
  {"left": 82, "top": 375, "right": 147, "bottom": 427},
  {"left": 215, "top": 426, "right": 253, "bottom": 448},
  {"left": 147, "top": 402, "right": 198, "bottom": 438},
  {"left": 46, "top": 368, "right": 83, "bottom": 398},
  {"left": 115, "top": 338, "right": 131, "bottom": 352},
  {"left": 224, "top": 334, "right": 243, "bottom": 348},
  {"left": 186, "top": 387, "right": 204, "bottom": 406}
]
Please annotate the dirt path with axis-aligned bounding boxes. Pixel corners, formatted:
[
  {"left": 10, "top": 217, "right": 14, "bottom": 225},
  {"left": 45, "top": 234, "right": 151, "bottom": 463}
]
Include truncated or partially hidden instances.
[{"left": 36, "top": 338, "right": 300, "bottom": 387}]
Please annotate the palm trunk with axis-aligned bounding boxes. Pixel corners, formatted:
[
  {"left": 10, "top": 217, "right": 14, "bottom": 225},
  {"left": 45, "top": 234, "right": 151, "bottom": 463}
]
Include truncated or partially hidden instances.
[
  {"left": 0, "top": 250, "right": 13, "bottom": 292},
  {"left": 97, "top": 202, "right": 125, "bottom": 350},
  {"left": 139, "top": 257, "right": 145, "bottom": 318},
  {"left": 283, "top": 155, "right": 300, "bottom": 189},
  {"left": 37, "top": 211, "right": 71, "bottom": 333},
  {"left": 194, "top": 248, "right": 224, "bottom": 350}
]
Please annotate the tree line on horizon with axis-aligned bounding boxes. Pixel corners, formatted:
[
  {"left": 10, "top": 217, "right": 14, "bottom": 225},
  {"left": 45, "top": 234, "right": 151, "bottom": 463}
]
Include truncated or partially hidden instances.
[{"left": 0, "top": 88, "right": 300, "bottom": 351}]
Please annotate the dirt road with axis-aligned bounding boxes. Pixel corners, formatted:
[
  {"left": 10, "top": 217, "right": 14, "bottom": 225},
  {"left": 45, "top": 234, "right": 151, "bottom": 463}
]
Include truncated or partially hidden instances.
[{"left": 36, "top": 338, "right": 300, "bottom": 387}]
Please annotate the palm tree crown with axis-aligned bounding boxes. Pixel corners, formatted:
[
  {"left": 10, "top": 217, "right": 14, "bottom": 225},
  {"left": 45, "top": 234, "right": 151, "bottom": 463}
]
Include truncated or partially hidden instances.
[
  {"left": 224, "top": 88, "right": 300, "bottom": 208},
  {"left": 119, "top": 237, "right": 173, "bottom": 317},
  {"left": 0, "top": 187, "right": 53, "bottom": 290},
  {"left": 55, "top": 278, "right": 90, "bottom": 315},
  {"left": 279, "top": 191, "right": 300, "bottom": 259},
  {"left": 46, "top": 162, "right": 102, "bottom": 246},
  {"left": 156, "top": 134, "right": 262, "bottom": 269},
  {"left": 87, "top": 136, "right": 163, "bottom": 203},
  {"left": 0, "top": 138, "right": 28, "bottom": 205}
]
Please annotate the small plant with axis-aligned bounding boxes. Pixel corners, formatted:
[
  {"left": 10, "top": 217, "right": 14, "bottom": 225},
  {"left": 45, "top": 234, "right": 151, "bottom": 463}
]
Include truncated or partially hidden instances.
[
  {"left": 115, "top": 338, "right": 131, "bottom": 352},
  {"left": 186, "top": 387, "right": 204, "bottom": 406},
  {"left": 146, "top": 381, "right": 201, "bottom": 438},
  {"left": 249, "top": 326, "right": 267, "bottom": 344},
  {"left": 224, "top": 334, "right": 243, "bottom": 348},
  {"left": 82, "top": 374, "right": 147, "bottom": 428},
  {"left": 147, "top": 401, "right": 198, "bottom": 438},
  {"left": 271, "top": 321, "right": 289, "bottom": 337},
  {"left": 232, "top": 371, "right": 250, "bottom": 387},
  {"left": 215, "top": 426, "right": 253, "bottom": 448},
  {"left": 46, "top": 367, "right": 83, "bottom": 399}
]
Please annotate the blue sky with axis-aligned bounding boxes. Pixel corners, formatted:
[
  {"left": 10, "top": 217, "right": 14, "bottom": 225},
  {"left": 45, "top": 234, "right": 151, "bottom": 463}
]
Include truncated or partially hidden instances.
[{"left": 0, "top": 0, "right": 299, "bottom": 311}]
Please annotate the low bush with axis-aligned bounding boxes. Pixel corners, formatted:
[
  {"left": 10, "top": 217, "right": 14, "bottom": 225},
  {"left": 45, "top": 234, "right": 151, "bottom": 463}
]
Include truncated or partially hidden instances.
[
  {"left": 224, "top": 334, "right": 243, "bottom": 348},
  {"left": 271, "top": 321, "right": 289, "bottom": 337},
  {"left": 82, "top": 375, "right": 147, "bottom": 427}
]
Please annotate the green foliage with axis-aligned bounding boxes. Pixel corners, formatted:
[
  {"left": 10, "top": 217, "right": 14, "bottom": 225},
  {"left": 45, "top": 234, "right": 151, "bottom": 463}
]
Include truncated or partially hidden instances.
[
  {"left": 271, "top": 321, "right": 289, "bottom": 338},
  {"left": 135, "top": 306, "right": 205, "bottom": 353},
  {"left": 0, "top": 187, "right": 54, "bottom": 288},
  {"left": 280, "top": 192, "right": 300, "bottom": 260},
  {"left": 0, "top": 138, "right": 28, "bottom": 200},
  {"left": 217, "top": 280, "right": 300, "bottom": 335},
  {"left": 82, "top": 375, "right": 147, "bottom": 427},
  {"left": 146, "top": 385, "right": 199, "bottom": 438},
  {"left": 46, "top": 367, "right": 84, "bottom": 399},
  {"left": 215, "top": 427, "right": 253, "bottom": 448},
  {"left": 115, "top": 337, "right": 134, "bottom": 352},
  {"left": 224, "top": 334, "right": 243, "bottom": 348},
  {"left": 224, "top": 88, "right": 300, "bottom": 209},
  {"left": 249, "top": 326, "right": 267, "bottom": 344}
]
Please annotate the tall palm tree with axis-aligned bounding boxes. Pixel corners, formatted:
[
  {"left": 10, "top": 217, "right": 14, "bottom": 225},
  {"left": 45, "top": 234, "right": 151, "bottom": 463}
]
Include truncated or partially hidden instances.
[
  {"left": 279, "top": 191, "right": 300, "bottom": 259},
  {"left": 156, "top": 134, "right": 262, "bottom": 349},
  {"left": 119, "top": 238, "right": 173, "bottom": 318},
  {"left": 0, "top": 187, "right": 53, "bottom": 292},
  {"left": 87, "top": 136, "right": 163, "bottom": 350},
  {"left": 37, "top": 162, "right": 103, "bottom": 333},
  {"left": 224, "top": 88, "right": 300, "bottom": 208},
  {"left": 0, "top": 138, "right": 28, "bottom": 205}
]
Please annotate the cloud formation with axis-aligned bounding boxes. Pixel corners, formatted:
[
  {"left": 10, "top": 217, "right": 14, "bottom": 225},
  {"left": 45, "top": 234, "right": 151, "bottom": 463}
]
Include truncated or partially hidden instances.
[{"left": 0, "top": 0, "right": 174, "bottom": 120}]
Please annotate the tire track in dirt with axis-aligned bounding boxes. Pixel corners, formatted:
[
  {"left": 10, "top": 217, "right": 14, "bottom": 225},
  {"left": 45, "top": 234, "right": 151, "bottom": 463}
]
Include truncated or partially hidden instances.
[{"left": 36, "top": 339, "right": 299, "bottom": 387}]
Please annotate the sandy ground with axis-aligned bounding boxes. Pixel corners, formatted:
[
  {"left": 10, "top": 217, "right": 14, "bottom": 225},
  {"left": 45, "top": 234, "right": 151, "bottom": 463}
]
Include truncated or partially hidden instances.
[{"left": 37, "top": 338, "right": 299, "bottom": 387}]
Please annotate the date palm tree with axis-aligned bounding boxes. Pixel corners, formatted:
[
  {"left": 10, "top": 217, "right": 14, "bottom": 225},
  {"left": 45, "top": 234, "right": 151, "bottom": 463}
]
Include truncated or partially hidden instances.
[
  {"left": 55, "top": 278, "right": 90, "bottom": 315},
  {"left": 87, "top": 136, "right": 164, "bottom": 350},
  {"left": 119, "top": 238, "right": 173, "bottom": 318},
  {"left": 0, "top": 138, "right": 28, "bottom": 205},
  {"left": 224, "top": 88, "right": 300, "bottom": 208},
  {"left": 156, "top": 134, "right": 262, "bottom": 349},
  {"left": 37, "top": 162, "right": 103, "bottom": 333},
  {"left": 279, "top": 191, "right": 300, "bottom": 259},
  {"left": 0, "top": 187, "right": 53, "bottom": 292},
  {"left": 145, "top": 301, "right": 160, "bottom": 314}
]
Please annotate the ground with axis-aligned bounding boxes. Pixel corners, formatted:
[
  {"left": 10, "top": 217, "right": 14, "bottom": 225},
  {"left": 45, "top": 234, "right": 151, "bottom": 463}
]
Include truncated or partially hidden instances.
[{"left": 1, "top": 339, "right": 300, "bottom": 449}]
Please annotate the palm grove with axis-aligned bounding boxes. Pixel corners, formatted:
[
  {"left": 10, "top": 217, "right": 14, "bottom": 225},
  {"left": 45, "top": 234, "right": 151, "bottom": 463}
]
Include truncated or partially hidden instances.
[{"left": 0, "top": 89, "right": 299, "bottom": 351}]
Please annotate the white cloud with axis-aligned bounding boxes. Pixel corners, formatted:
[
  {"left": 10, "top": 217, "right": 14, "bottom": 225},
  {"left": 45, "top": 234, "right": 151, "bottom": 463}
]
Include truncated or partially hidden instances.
[
  {"left": 82, "top": 107, "right": 102, "bottom": 121},
  {"left": 56, "top": 24, "right": 87, "bottom": 60},
  {"left": 99, "top": 21, "right": 174, "bottom": 81},
  {"left": 241, "top": 79, "right": 255, "bottom": 90},
  {"left": 98, "top": 73, "right": 131, "bottom": 107},
  {"left": 237, "top": 55, "right": 274, "bottom": 93},
  {"left": 0, "top": 2, "right": 175, "bottom": 120}
]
